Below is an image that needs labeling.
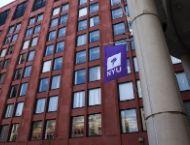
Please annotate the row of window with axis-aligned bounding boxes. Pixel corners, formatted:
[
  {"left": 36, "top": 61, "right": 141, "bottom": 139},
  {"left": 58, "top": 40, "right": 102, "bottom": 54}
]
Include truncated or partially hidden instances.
[{"left": 0, "top": 107, "right": 146, "bottom": 142}]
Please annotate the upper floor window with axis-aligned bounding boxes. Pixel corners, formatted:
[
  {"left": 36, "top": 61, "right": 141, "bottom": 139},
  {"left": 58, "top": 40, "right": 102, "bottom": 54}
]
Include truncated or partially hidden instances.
[
  {"left": 119, "top": 82, "right": 134, "bottom": 101},
  {"left": 176, "top": 72, "right": 190, "bottom": 91},
  {"left": 113, "top": 22, "right": 126, "bottom": 36},
  {"left": 90, "top": 3, "right": 99, "bottom": 14},
  {"left": 79, "top": 7, "right": 88, "bottom": 18},
  {"left": 0, "top": 9, "right": 9, "bottom": 26},
  {"left": 33, "top": 0, "right": 46, "bottom": 11},
  {"left": 110, "top": 0, "right": 121, "bottom": 6},
  {"left": 12, "top": 2, "right": 27, "bottom": 20}
]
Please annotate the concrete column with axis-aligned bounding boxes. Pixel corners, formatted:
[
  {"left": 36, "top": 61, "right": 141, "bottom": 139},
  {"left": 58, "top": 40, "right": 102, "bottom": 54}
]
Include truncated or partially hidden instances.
[
  {"left": 181, "top": 54, "right": 190, "bottom": 86},
  {"left": 127, "top": 0, "right": 190, "bottom": 145}
]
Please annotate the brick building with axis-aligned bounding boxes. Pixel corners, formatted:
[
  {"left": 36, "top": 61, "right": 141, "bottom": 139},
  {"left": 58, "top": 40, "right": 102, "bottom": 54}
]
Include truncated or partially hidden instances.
[{"left": 0, "top": 0, "right": 189, "bottom": 145}]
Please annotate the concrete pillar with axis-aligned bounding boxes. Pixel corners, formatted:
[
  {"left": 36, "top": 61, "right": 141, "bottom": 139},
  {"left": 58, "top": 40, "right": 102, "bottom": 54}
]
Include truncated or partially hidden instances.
[
  {"left": 127, "top": 0, "right": 190, "bottom": 145},
  {"left": 181, "top": 54, "right": 190, "bottom": 86}
]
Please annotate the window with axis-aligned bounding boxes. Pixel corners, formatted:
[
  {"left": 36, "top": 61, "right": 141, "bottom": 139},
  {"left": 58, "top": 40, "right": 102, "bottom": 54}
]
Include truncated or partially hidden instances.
[
  {"left": 50, "top": 18, "right": 59, "bottom": 28},
  {"left": 88, "top": 114, "right": 102, "bottom": 136},
  {"left": 77, "top": 34, "right": 87, "bottom": 46},
  {"left": 58, "top": 27, "right": 66, "bottom": 38},
  {"left": 79, "top": 7, "right": 87, "bottom": 18},
  {"left": 78, "top": 20, "right": 88, "bottom": 31},
  {"left": 140, "top": 108, "right": 147, "bottom": 131},
  {"left": 89, "top": 30, "right": 100, "bottom": 43},
  {"left": 44, "top": 120, "right": 56, "bottom": 140},
  {"left": 48, "top": 96, "right": 58, "bottom": 112},
  {"left": 13, "top": 2, "right": 27, "bottom": 20},
  {"left": 184, "top": 102, "right": 190, "bottom": 122},
  {"left": 90, "top": 3, "right": 99, "bottom": 14},
  {"left": 45, "top": 45, "right": 54, "bottom": 56},
  {"left": 27, "top": 51, "right": 35, "bottom": 61},
  {"left": 112, "top": 8, "right": 123, "bottom": 19},
  {"left": 74, "top": 69, "right": 86, "bottom": 85},
  {"left": 28, "top": 51, "right": 35, "bottom": 61},
  {"left": 29, "top": 17, "right": 36, "bottom": 25},
  {"left": 37, "top": 14, "right": 44, "bottom": 22},
  {"left": 111, "top": 0, "right": 121, "bottom": 6},
  {"left": 31, "top": 121, "right": 43, "bottom": 140},
  {"left": 9, "top": 85, "right": 19, "bottom": 98},
  {"left": 51, "top": 75, "right": 61, "bottom": 89},
  {"left": 89, "top": 66, "right": 101, "bottom": 81},
  {"left": 79, "top": 0, "right": 87, "bottom": 5},
  {"left": 33, "top": 0, "right": 46, "bottom": 11},
  {"left": 9, "top": 124, "right": 20, "bottom": 142},
  {"left": 35, "top": 98, "right": 46, "bottom": 114},
  {"left": 48, "top": 31, "right": 56, "bottom": 41},
  {"left": 0, "top": 73, "right": 6, "bottom": 84},
  {"left": 34, "top": 25, "right": 41, "bottom": 34},
  {"left": 62, "top": 3, "right": 69, "bottom": 13},
  {"left": 119, "top": 82, "right": 134, "bottom": 101},
  {"left": 0, "top": 49, "right": 7, "bottom": 57},
  {"left": 56, "top": 41, "right": 64, "bottom": 53},
  {"left": 76, "top": 51, "right": 86, "bottom": 64},
  {"left": 31, "top": 37, "right": 38, "bottom": 47},
  {"left": 19, "top": 83, "right": 28, "bottom": 96},
  {"left": 22, "top": 40, "right": 30, "bottom": 50},
  {"left": 53, "top": 57, "right": 63, "bottom": 70},
  {"left": 133, "top": 57, "right": 139, "bottom": 72},
  {"left": 90, "top": 16, "right": 100, "bottom": 27},
  {"left": 14, "top": 69, "right": 23, "bottom": 81},
  {"left": 52, "top": 7, "right": 60, "bottom": 16},
  {"left": 171, "top": 56, "right": 181, "bottom": 64},
  {"left": 120, "top": 109, "right": 138, "bottom": 133},
  {"left": 26, "top": 28, "right": 33, "bottom": 37},
  {"left": 73, "top": 91, "right": 85, "bottom": 108},
  {"left": 4, "top": 104, "right": 14, "bottom": 118},
  {"left": 23, "top": 66, "right": 32, "bottom": 77},
  {"left": 176, "top": 72, "right": 190, "bottom": 91},
  {"left": 42, "top": 60, "right": 52, "bottom": 73},
  {"left": 15, "top": 102, "right": 24, "bottom": 116},
  {"left": 60, "top": 15, "right": 68, "bottom": 25},
  {"left": 0, "top": 125, "right": 9, "bottom": 141},
  {"left": 113, "top": 23, "right": 126, "bottom": 35},
  {"left": 89, "top": 47, "right": 100, "bottom": 61},
  {"left": 71, "top": 116, "right": 84, "bottom": 137},
  {"left": 0, "top": 10, "right": 9, "bottom": 26},
  {"left": 137, "top": 80, "right": 142, "bottom": 98},
  {"left": 39, "top": 78, "right": 49, "bottom": 92},
  {"left": 88, "top": 88, "right": 101, "bottom": 106}
]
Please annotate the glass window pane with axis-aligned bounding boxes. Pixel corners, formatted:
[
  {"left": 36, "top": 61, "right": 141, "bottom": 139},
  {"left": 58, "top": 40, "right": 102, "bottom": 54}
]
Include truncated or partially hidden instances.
[
  {"left": 31, "top": 121, "right": 43, "bottom": 140},
  {"left": 51, "top": 75, "right": 61, "bottom": 89},
  {"left": 73, "top": 91, "right": 85, "bottom": 108},
  {"left": 71, "top": 116, "right": 84, "bottom": 137},
  {"left": 35, "top": 98, "right": 46, "bottom": 114},
  {"left": 89, "top": 66, "right": 101, "bottom": 81},
  {"left": 48, "top": 96, "right": 58, "bottom": 112},
  {"left": 176, "top": 72, "right": 190, "bottom": 91},
  {"left": 89, "top": 88, "right": 101, "bottom": 106},
  {"left": 119, "top": 82, "right": 134, "bottom": 101},
  {"left": 88, "top": 114, "right": 102, "bottom": 136},
  {"left": 75, "top": 69, "right": 86, "bottom": 85},
  {"left": 9, "top": 124, "right": 20, "bottom": 142},
  {"left": 15, "top": 102, "right": 24, "bottom": 116},
  {"left": 121, "top": 109, "right": 138, "bottom": 133},
  {"left": 44, "top": 120, "right": 56, "bottom": 140}
]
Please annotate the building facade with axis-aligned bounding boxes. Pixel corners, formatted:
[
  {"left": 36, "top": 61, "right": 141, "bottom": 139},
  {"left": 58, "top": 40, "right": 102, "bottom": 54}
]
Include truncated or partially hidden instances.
[{"left": 0, "top": 0, "right": 189, "bottom": 145}]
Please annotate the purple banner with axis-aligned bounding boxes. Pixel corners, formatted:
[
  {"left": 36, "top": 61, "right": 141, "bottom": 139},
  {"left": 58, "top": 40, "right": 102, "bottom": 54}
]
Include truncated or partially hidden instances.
[{"left": 104, "top": 45, "right": 127, "bottom": 82}]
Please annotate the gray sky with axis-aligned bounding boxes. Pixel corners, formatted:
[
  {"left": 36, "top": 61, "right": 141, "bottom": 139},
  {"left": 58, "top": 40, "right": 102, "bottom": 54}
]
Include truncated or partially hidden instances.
[{"left": 0, "top": 0, "right": 15, "bottom": 8}]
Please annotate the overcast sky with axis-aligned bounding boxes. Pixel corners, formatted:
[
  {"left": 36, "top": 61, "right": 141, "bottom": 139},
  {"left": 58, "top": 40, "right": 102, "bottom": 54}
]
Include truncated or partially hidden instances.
[{"left": 0, "top": 0, "right": 15, "bottom": 8}]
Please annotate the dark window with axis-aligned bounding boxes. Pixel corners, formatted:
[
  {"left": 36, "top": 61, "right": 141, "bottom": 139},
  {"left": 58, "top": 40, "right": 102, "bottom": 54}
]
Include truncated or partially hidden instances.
[
  {"left": 0, "top": 125, "right": 9, "bottom": 141},
  {"left": 0, "top": 10, "right": 9, "bottom": 26},
  {"left": 44, "top": 120, "right": 56, "bottom": 140},
  {"left": 9, "top": 124, "right": 20, "bottom": 142},
  {"left": 12, "top": 2, "right": 27, "bottom": 20},
  {"left": 31, "top": 121, "right": 43, "bottom": 140},
  {"left": 88, "top": 114, "right": 102, "bottom": 136},
  {"left": 71, "top": 116, "right": 84, "bottom": 137},
  {"left": 33, "top": 0, "right": 46, "bottom": 11}
]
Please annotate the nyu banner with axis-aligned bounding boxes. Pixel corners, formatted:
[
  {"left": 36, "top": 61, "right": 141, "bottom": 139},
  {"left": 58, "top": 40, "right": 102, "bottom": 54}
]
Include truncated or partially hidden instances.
[{"left": 104, "top": 45, "right": 127, "bottom": 82}]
